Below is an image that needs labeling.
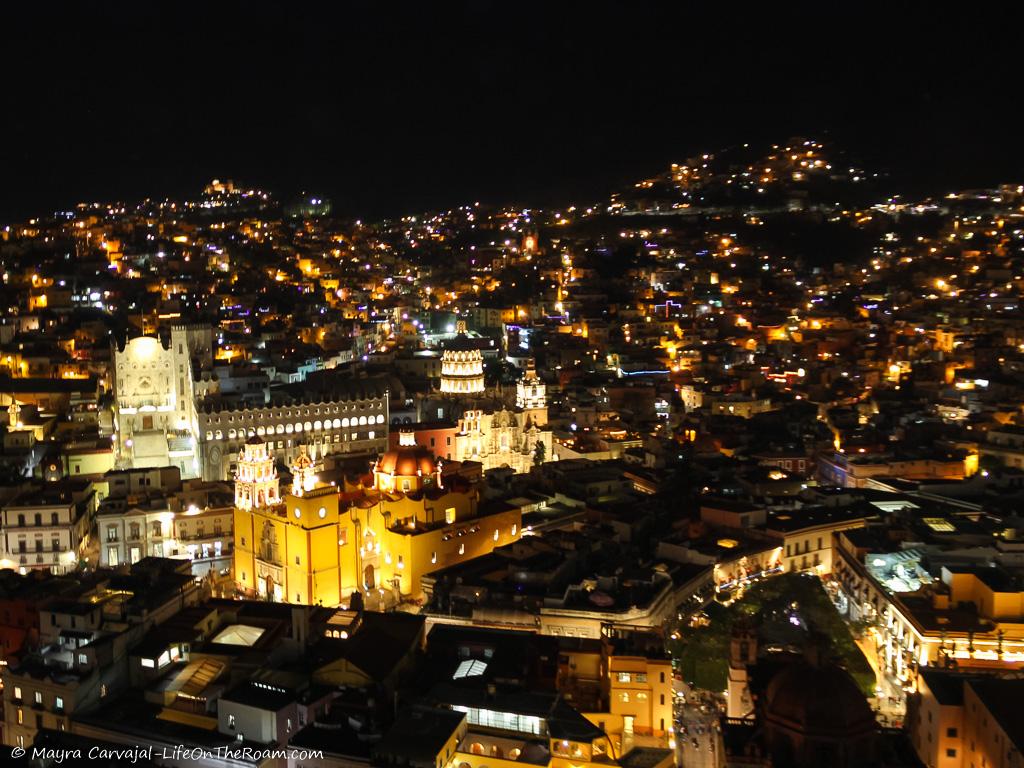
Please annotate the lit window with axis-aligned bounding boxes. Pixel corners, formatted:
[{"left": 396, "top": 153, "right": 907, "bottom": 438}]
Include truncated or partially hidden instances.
[
  {"left": 453, "top": 660, "right": 488, "bottom": 679},
  {"left": 318, "top": 507, "right": 327, "bottom": 519},
  {"left": 294, "top": 508, "right": 301, "bottom": 519}
]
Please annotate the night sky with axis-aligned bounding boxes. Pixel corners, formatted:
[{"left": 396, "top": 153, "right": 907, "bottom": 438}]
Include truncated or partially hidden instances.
[{"left": 1, "top": 3, "right": 1020, "bottom": 221}]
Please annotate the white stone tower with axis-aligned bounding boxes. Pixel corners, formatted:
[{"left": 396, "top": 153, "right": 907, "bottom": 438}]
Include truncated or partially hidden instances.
[{"left": 516, "top": 358, "right": 547, "bottom": 427}]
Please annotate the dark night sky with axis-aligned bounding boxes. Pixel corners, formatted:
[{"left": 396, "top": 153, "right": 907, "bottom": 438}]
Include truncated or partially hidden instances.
[{"left": 1, "top": 3, "right": 1020, "bottom": 222}]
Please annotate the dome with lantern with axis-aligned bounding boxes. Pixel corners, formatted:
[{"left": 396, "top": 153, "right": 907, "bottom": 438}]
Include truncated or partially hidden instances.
[{"left": 373, "top": 430, "right": 442, "bottom": 493}]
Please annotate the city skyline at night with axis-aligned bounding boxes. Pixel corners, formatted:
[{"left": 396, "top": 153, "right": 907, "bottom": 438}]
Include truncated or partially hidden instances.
[{"left": 2, "top": 6, "right": 1024, "bottom": 768}]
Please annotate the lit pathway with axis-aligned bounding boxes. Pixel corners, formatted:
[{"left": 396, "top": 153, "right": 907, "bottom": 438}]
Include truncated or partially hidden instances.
[{"left": 855, "top": 634, "right": 906, "bottom": 727}]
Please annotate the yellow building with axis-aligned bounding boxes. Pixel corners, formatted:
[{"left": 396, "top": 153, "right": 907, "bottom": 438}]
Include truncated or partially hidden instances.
[
  {"left": 234, "top": 432, "right": 522, "bottom": 607},
  {"left": 607, "top": 654, "right": 674, "bottom": 739}
]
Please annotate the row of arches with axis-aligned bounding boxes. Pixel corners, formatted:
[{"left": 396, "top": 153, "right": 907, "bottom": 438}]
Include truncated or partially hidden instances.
[
  {"left": 464, "top": 744, "right": 521, "bottom": 759},
  {"left": 206, "top": 414, "right": 385, "bottom": 440}
]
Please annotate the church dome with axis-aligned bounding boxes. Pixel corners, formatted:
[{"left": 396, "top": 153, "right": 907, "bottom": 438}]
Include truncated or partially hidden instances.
[
  {"left": 764, "top": 660, "right": 875, "bottom": 738},
  {"left": 373, "top": 431, "right": 439, "bottom": 492},
  {"left": 377, "top": 445, "right": 437, "bottom": 478},
  {"left": 441, "top": 332, "right": 479, "bottom": 353},
  {"left": 439, "top": 320, "right": 485, "bottom": 394}
]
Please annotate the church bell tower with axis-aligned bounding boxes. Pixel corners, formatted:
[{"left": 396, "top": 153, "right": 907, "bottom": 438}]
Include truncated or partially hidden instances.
[
  {"left": 234, "top": 437, "right": 281, "bottom": 510},
  {"left": 516, "top": 358, "right": 547, "bottom": 426}
]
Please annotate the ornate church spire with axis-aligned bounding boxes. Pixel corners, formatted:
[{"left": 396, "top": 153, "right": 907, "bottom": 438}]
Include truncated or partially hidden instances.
[
  {"left": 235, "top": 437, "right": 280, "bottom": 510},
  {"left": 290, "top": 444, "right": 317, "bottom": 496}
]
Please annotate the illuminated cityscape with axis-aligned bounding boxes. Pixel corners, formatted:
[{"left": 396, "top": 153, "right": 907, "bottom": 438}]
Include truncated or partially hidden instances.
[{"left": 1, "top": 5, "right": 1024, "bottom": 768}]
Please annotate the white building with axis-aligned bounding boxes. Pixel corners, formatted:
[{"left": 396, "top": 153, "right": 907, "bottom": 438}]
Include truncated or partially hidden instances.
[
  {"left": 96, "top": 502, "right": 232, "bottom": 580},
  {"left": 515, "top": 358, "right": 548, "bottom": 427},
  {"left": 0, "top": 482, "right": 95, "bottom": 574},
  {"left": 454, "top": 408, "right": 552, "bottom": 475},
  {"left": 112, "top": 327, "right": 200, "bottom": 478},
  {"left": 439, "top": 322, "right": 485, "bottom": 395},
  {"left": 196, "top": 379, "right": 389, "bottom": 481}
]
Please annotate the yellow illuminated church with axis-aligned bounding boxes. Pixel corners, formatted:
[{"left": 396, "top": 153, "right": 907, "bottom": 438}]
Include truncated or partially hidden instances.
[{"left": 233, "top": 432, "right": 521, "bottom": 607}]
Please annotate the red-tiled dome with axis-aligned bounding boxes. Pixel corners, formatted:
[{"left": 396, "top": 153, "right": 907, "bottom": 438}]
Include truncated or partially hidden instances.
[{"left": 376, "top": 444, "right": 437, "bottom": 477}]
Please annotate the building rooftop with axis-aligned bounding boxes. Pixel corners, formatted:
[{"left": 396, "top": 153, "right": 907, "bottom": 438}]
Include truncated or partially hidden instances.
[{"left": 375, "top": 705, "right": 466, "bottom": 763}]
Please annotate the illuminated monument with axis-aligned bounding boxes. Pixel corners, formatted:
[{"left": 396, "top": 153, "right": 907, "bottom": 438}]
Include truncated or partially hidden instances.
[
  {"left": 439, "top": 321, "right": 485, "bottom": 394},
  {"left": 112, "top": 327, "right": 200, "bottom": 478},
  {"left": 233, "top": 432, "right": 521, "bottom": 607}
]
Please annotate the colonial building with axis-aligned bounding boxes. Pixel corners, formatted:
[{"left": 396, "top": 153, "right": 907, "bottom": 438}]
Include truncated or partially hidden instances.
[
  {"left": 197, "top": 377, "right": 389, "bottom": 481},
  {"left": 96, "top": 503, "right": 232, "bottom": 580},
  {"left": 0, "top": 482, "right": 96, "bottom": 574},
  {"left": 607, "top": 651, "right": 674, "bottom": 739},
  {"left": 97, "top": 505, "right": 174, "bottom": 568},
  {"left": 112, "top": 327, "right": 202, "bottom": 478},
  {"left": 233, "top": 432, "right": 522, "bottom": 608},
  {"left": 453, "top": 408, "right": 553, "bottom": 475},
  {"left": 113, "top": 329, "right": 390, "bottom": 483},
  {"left": 427, "top": 354, "right": 553, "bottom": 475}
]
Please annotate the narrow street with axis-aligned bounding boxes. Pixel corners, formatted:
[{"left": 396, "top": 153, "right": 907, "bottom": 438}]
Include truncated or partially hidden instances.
[
  {"left": 673, "top": 683, "right": 723, "bottom": 768},
  {"left": 855, "top": 633, "right": 906, "bottom": 727}
]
